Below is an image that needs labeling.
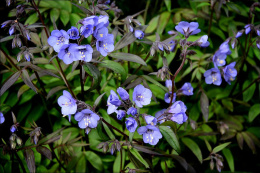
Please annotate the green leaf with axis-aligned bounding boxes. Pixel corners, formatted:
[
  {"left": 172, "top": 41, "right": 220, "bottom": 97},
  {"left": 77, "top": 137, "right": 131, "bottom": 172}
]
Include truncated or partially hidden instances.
[
  {"left": 50, "top": 8, "right": 60, "bottom": 22},
  {"left": 145, "top": 15, "right": 159, "bottom": 33},
  {"left": 200, "top": 91, "right": 209, "bottom": 122},
  {"left": 248, "top": 104, "right": 260, "bottom": 122},
  {"left": 83, "top": 62, "right": 101, "bottom": 90},
  {"left": 142, "top": 75, "right": 168, "bottom": 92},
  {"left": 222, "top": 148, "right": 235, "bottom": 172},
  {"left": 204, "top": 139, "right": 212, "bottom": 152},
  {"left": 76, "top": 154, "right": 86, "bottom": 173},
  {"left": 113, "top": 149, "right": 125, "bottom": 172},
  {"left": 157, "top": 12, "right": 171, "bottom": 35},
  {"left": 164, "top": 0, "right": 171, "bottom": 12},
  {"left": 99, "top": 60, "right": 127, "bottom": 81},
  {"left": 25, "top": 13, "right": 38, "bottom": 25},
  {"left": 196, "top": 2, "right": 210, "bottom": 8},
  {"left": 159, "top": 126, "right": 181, "bottom": 153},
  {"left": 114, "top": 32, "right": 136, "bottom": 51},
  {"left": 182, "top": 138, "right": 203, "bottom": 163},
  {"left": 0, "top": 71, "right": 21, "bottom": 96},
  {"left": 102, "top": 122, "right": 115, "bottom": 140},
  {"left": 56, "top": 0, "right": 72, "bottom": 12},
  {"left": 60, "top": 10, "right": 70, "bottom": 26},
  {"left": 129, "top": 148, "right": 149, "bottom": 168},
  {"left": 243, "top": 80, "right": 256, "bottom": 102},
  {"left": 221, "top": 99, "right": 233, "bottom": 112},
  {"left": 84, "top": 151, "right": 103, "bottom": 171},
  {"left": 212, "top": 142, "right": 231, "bottom": 153},
  {"left": 109, "top": 53, "right": 147, "bottom": 66},
  {"left": 211, "top": 26, "right": 226, "bottom": 40},
  {"left": 70, "top": 13, "right": 81, "bottom": 27},
  {"left": 129, "top": 132, "right": 135, "bottom": 142}
]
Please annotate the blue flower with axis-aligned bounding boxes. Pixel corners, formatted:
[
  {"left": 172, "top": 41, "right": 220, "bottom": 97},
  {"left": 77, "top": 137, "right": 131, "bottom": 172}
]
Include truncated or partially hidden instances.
[
  {"left": 213, "top": 52, "right": 227, "bottom": 67},
  {"left": 144, "top": 115, "right": 157, "bottom": 125},
  {"left": 179, "top": 82, "right": 193, "bottom": 96},
  {"left": 175, "top": 21, "right": 201, "bottom": 37},
  {"left": 97, "top": 15, "right": 109, "bottom": 27},
  {"left": 165, "top": 79, "right": 172, "bottom": 91},
  {"left": 168, "top": 40, "right": 176, "bottom": 52},
  {"left": 9, "top": 26, "right": 15, "bottom": 35},
  {"left": 108, "top": 90, "right": 121, "bottom": 106},
  {"left": 80, "top": 24, "right": 95, "bottom": 38},
  {"left": 58, "top": 90, "right": 77, "bottom": 115},
  {"left": 244, "top": 24, "right": 251, "bottom": 35},
  {"left": 204, "top": 68, "right": 222, "bottom": 86},
  {"left": 0, "top": 112, "right": 5, "bottom": 124},
  {"left": 134, "top": 30, "right": 144, "bottom": 39},
  {"left": 223, "top": 62, "right": 237, "bottom": 85},
  {"left": 127, "top": 107, "right": 137, "bottom": 116},
  {"left": 164, "top": 92, "right": 176, "bottom": 104},
  {"left": 94, "top": 23, "right": 108, "bottom": 41},
  {"left": 116, "top": 110, "right": 126, "bottom": 120},
  {"left": 67, "top": 26, "right": 80, "bottom": 40},
  {"left": 236, "top": 31, "right": 243, "bottom": 38},
  {"left": 47, "top": 30, "right": 69, "bottom": 52},
  {"left": 82, "top": 16, "right": 98, "bottom": 26},
  {"left": 74, "top": 44, "right": 93, "bottom": 62},
  {"left": 257, "top": 30, "right": 260, "bottom": 36},
  {"left": 133, "top": 84, "right": 152, "bottom": 108},
  {"left": 219, "top": 42, "right": 231, "bottom": 55},
  {"left": 257, "top": 40, "right": 260, "bottom": 49},
  {"left": 155, "top": 109, "right": 167, "bottom": 124},
  {"left": 125, "top": 117, "right": 138, "bottom": 132},
  {"left": 198, "top": 35, "right": 210, "bottom": 47},
  {"left": 107, "top": 98, "right": 118, "bottom": 115},
  {"left": 10, "top": 125, "right": 17, "bottom": 133},
  {"left": 74, "top": 109, "right": 100, "bottom": 133},
  {"left": 117, "top": 87, "right": 129, "bottom": 101},
  {"left": 168, "top": 101, "right": 187, "bottom": 114},
  {"left": 96, "top": 34, "right": 114, "bottom": 56},
  {"left": 137, "top": 125, "right": 162, "bottom": 145},
  {"left": 170, "top": 112, "right": 188, "bottom": 124},
  {"left": 58, "top": 44, "right": 78, "bottom": 65}
]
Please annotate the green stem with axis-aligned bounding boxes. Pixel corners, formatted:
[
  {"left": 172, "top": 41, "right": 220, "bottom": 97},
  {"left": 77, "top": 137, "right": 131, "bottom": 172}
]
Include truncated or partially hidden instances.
[{"left": 0, "top": 48, "right": 19, "bottom": 71}]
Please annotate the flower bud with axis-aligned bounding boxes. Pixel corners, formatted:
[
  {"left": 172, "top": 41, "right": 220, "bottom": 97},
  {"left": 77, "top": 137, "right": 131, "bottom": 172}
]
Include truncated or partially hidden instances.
[
  {"left": 16, "top": 137, "right": 23, "bottom": 146},
  {"left": 210, "top": 159, "right": 214, "bottom": 170},
  {"left": 103, "top": 142, "right": 109, "bottom": 153},
  {"left": 110, "top": 143, "right": 115, "bottom": 155},
  {"left": 10, "top": 141, "right": 16, "bottom": 149}
]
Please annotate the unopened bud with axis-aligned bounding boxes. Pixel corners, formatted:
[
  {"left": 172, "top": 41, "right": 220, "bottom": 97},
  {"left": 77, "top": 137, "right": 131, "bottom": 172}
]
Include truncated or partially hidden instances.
[
  {"left": 10, "top": 141, "right": 16, "bottom": 149},
  {"left": 103, "top": 143, "right": 109, "bottom": 153},
  {"left": 16, "top": 137, "right": 23, "bottom": 146},
  {"left": 210, "top": 159, "right": 214, "bottom": 170},
  {"left": 110, "top": 143, "right": 115, "bottom": 155},
  {"left": 97, "top": 142, "right": 104, "bottom": 149}
]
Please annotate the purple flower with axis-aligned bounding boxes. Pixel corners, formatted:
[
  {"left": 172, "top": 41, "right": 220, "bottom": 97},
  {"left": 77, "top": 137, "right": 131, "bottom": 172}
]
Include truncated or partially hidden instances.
[
  {"left": 94, "top": 23, "right": 108, "bottom": 41},
  {"left": 144, "top": 115, "right": 157, "bottom": 125},
  {"left": 96, "top": 34, "right": 114, "bottom": 56},
  {"left": 133, "top": 84, "right": 152, "bottom": 108},
  {"left": 257, "top": 30, "right": 260, "bottom": 36},
  {"left": 168, "top": 30, "right": 175, "bottom": 35},
  {"left": 97, "top": 15, "right": 109, "bottom": 27},
  {"left": 107, "top": 99, "right": 118, "bottom": 114},
  {"left": 127, "top": 107, "right": 137, "bottom": 116},
  {"left": 257, "top": 40, "right": 260, "bottom": 49},
  {"left": 204, "top": 68, "right": 222, "bottom": 86},
  {"left": 64, "top": 114, "right": 72, "bottom": 122},
  {"left": 108, "top": 90, "right": 121, "bottom": 106},
  {"left": 81, "top": 16, "right": 98, "bottom": 26},
  {"left": 223, "top": 62, "right": 237, "bottom": 85},
  {"left": 0, "top": 112, "right": 5, "bottom": 124},
  {"left": 134, "top": 30, "right": 144, "bottom": 39},
  {"left": 179, "top": 82, "right": 193, "bottom": 96},
  {"left": 198, "top": 35, "right": 210, "bottom": 47},
  {"left": 58, "top": 90, "right": 77, "bottom": 115},
  {"left": 125, "top": 117, "right": 138, "bottom": 132},
  {"left": 168, "top": 101, "right": 187, "bottom": 114},
  {"left": 74, "top": 44, "right": 93, "bottom": 62},
  {"left": 244, "top": 24, "right": 251, "bottom": 35},
  {"left": 236, "top": 30, "right": 243, "bottom": 38},
  {"left": 116, "top": 110, "right": 125, "bottom": 120},
  {"left": 67, "top": 26, "right": 80, "bottom": 40},
  {"left": 155, "top": 109, "right": 167, "bottom": 124},
  {"left": 74, "top": 109, "right": 100, "bottom": 132},
  {"left": 47, "top": 30, "right": 69, "bottom": 52},
  {"left": 164, "top": 92, "right": 176, "bottom": 104},
  {"left": 137, "top": 125, "right": 162, "bottom": 145},
  {"left": 58, "top": 44, "right": 78, "bottom": 65},
  {"left": 219, "top": 42, "right": 231, "bottom": 55},
  {"left": 170, "top": 112, "right": 188, "bottom": 124},
  {"left": 10, "top": 125, "right": 17, "bottom": 133},
  {"left": 165, "top": 79, "right": 172, "bottom": 91},
  {"left": 9, "top": 25, "right": 15, "bottom": 35},
  {"left": 213, "top": 52, "right": 227, "bottom": 67},
  {"left": 80, "top": 24, "right": 95, "bottom": 38},
  {"left": 175, "top": 21, "right": 201, "bottom": 37},
  {"left": 168, "top": 40, "right": 176, "bottom": 52},
  {"left": 117, "top": 87, "right": 129, "bottom": 100}
]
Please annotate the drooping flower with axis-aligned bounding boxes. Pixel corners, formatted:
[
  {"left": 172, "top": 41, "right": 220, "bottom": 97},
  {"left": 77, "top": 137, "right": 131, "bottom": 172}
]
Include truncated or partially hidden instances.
[
  {"left": 125, "top": 117, "right": 138, "bottom": 132},
  {"left": 133, "top": 84, "right": 152, "bottom": 108},
  {"left": 108, "top": 90, "right": 121, "bottom": 106},
  {"left": 74, "top": 109, "right": 100, "bottom": 133},
  {"left": 236, "top": 30, "right": 243, "bottom": 38},
  {"left": 116, "top": 110, "right": 126, "bottom": 120},
  {"left": 168, "top": 40, "right": 176, "bottom": 52},
  {"left": 107, "top": 98, "right": 118, "bottom": 115},
  {"left": 81, "top": 16, "right": 98, "bottom": 26},
  {"left": 257, "top": 30, "right": 260, "bottom": 36},
  {"left": 144, "top": 115, "right": 157, "bottom": 125},
  {"left": 117, "top": 87, "right": 129, "bottom": 101},
  {"left": 58, "top": 44, "right": 78, "bottom": 65},
  {"left": 164, "top": 92, "right": 176, "bottom": 104},
  {"left": 165, "top": 79, "right": 172, "bottom": 91},
  {"left": 223, "top": 62, "right": 237, "bottom": 85},
  {"left": 94, "top": 23, "right": 108, "bottom": 41},
  {"left": 67, "top": 26, "right": 80, "bottom": 40},
  {"left": 73, "top": 44, "right": 93, "bottom": 62},
  {"left": 244, "top": 24, "right": 251, "bottom": 35},
  {"left": 155, "top": 109, "right": 167, "bottom": 124},
  {"left": 179, "top": 82, "right": 193, "bottom": 96},
  {"left": 97, "top": 15, "right": 109, "bottom": 27},
  {"left": 204, "top": 68, "right": 222, "bottom": 86},
  {"left": 218, "top": 41, "right": 231, "bottom": 55},
  {"left": 170, "top": 112, "right": 188, "bottom": 124},
  {"left": 96, "top": 34, "right": 114, "bottom": 56},
  {"left": 175, "top": 21, "right": 201, "bottom": 37},
  {"left": 47, "top": 30, "right": 69, "bottom": 52},
  {"left": 57, "top": 90, "right": 77, "bottom": 115},
  {"left": 80, "top": 24, "right": 95, "bottom": 38},
  {"left": 10, "top": 125, "right": 17, "bottom": 133},
  {"left": 168, "top": 101, "right": 187, "bottom": 114},
  {"left": 0, "top": 112, "right": 5, "bottom": 124},
  {"left": 134, "top": 30, "right": 144, "bottom": 39},
  {"left": 137, "top": 125, "right": 162, "bottom": 145},
  {"left": 127, "top": 107, "right": 137, "bottom": 116},
  {"left": 198, "top": 35, "right": 210, "bottom": 47},
  {"left": 9, "top": 25, "right": 15, "bottom": 35}
]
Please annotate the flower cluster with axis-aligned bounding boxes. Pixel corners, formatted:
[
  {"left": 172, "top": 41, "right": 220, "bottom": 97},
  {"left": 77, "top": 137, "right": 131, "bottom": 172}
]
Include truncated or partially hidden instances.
[{"left": 48, "top": 15, "right": 114, "bottom": 64}]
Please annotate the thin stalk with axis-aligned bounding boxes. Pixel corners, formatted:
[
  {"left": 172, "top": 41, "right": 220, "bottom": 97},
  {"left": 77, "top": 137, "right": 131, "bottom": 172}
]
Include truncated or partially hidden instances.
[
  {"left": 0, "top": 48, "right": 19, "bottom": 70},
  {"left": 34, "top": 70, "right": 47, "bottom": 96},
  {"left": 80, "top": 62, "right": 84, "bottom": 98},
  {"left": 207, "top": 2, "right": 216, "bottom": 37},
  {"left": 14, "top": 152, "right": 26, "bottom": 173},
  {"left": 233, "top": 76, "right": 260, "bottom": 98}
]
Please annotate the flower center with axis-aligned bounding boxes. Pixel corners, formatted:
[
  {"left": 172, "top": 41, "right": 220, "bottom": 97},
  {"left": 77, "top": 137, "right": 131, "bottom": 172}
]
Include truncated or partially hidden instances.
[{"left": 56, "top": 36, "right": 65, "bottom": 45}]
